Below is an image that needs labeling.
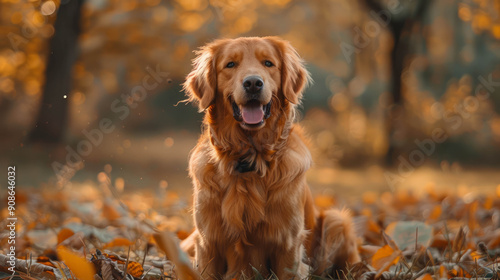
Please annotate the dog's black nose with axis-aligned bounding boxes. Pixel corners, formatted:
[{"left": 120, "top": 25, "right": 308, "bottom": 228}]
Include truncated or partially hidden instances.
[{"left": 243, "top": 76, "right": 263, "bottom": 94}]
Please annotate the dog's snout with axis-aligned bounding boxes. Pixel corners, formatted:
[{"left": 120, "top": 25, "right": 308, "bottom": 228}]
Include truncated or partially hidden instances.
[{"left": 243, "top": 76, "right": 263, "bottom": 94}]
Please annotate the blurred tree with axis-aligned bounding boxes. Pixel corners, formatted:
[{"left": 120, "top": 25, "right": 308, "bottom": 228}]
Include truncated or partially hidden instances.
[
  {"left": 359, "top": 0, "right": 431, "bottom": 165},
  {"left": 28, "top": 0, "right": 84, "bottom": 143},
  {"left": 0, "top": 0, "right": 497, "bottom": 165}
]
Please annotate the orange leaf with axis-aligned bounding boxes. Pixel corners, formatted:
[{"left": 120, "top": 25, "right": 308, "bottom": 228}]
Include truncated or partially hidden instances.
[
  {"left": 430, "top": 234, "right": 449, "bottom": 249},
  {"left": 153, "top": 232, "right": 200, "bottom": 280},
  {"left": 57, "top": 245, "right": 95, "bottom": 280},
  {"left": 429, "top": 205, "right": 442, "bottom": 220},
  {"left": 36, "top": 256, "right": 55, "bottom": 267},
  {"left": 471, "top": 251, "right": 482, "bottom": 261},
  {"left": 103, "top": 237, "right": 134, "bottom": 249},
  {"left": 371, "top": 245, "right": 400, "bottom": 271},
  {"left": 57, "top": 228, "right": 74, "bottom": 244},
  {"left": 102, "top": 202, "right": 121, "bottom": 221},
  {"left": 367, "top": 219, "right": 381, "bottom": 234},
  {"left": 452, "top": 266, "right": 470, "bottom": 277},
  {"left": 127, "top": 261, "right": 144, "bottom": 277},
  {"left": 439, "top": 264, "right": 448, "bottom": 278},
  {"left": 102, "top": 252, "right": 124, "bottom": 263}
]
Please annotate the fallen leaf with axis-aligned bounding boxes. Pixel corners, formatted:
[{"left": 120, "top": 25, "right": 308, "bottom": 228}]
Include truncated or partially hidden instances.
[
  {"left": 429, "top": 233, "right": 449, "bottom": 249},
  {"left": 57, "top": 245, "right": 96, "bottom": 280},
  {"left": 367, "top": 219, "right": 382, "bottom": 234},
  {"left": 439, "top": 264, "right": 448, "bottom": 278},
  {"left": 26, "top": 229, "right": 58, "bottom": 250},
  {"left": 428, "top": 205, "right": 442, "bottom": 220},
  {"left": 385, "top": 221, "right": 433, "bottom": 250},
  {"left": 103, "top": 237, "right": 134, "bottom": 249},
  {"left": 153, "top": 231, "right": 200, "bottom": 280},
  {"left": 57, "top": 228, "right": 75, "bottom": 244},
  {"left": 102, "top": 201, "right": 122, "bottom": 221},
  {"left": 127, "top": 261, "right": 144, "bottom": 278},
  {"left": 371, "top": 244, "right": 400, "bottom": 271},
  {"left": 36, "top": 255, "right": 56, "bottom": 267}
]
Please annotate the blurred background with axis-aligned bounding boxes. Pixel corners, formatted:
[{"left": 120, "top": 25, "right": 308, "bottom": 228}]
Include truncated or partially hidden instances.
[{"left": 1, "top": 0, "right": 499, "bottom": 199}]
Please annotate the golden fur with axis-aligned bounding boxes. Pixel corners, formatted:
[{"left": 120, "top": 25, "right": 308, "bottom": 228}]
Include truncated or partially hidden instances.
[{"left": 181, "top": 37, "right": 360, "bottom": 279}]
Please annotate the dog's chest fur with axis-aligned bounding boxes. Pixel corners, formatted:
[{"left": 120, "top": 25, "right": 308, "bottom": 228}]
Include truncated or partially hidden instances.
[
  {"left": 221, "top": 175, "right": 266, "bottom": 234},
  {"left": 199, "top": 168, "right": 306, "bottom": 253},
  {"left": 190, "top": 129, "right": 312, "bottom": 250}
]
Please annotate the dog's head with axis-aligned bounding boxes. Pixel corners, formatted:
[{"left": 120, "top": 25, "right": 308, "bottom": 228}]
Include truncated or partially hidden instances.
[{"left": 183, "top": 37, "right": 310, "bottom": 130}]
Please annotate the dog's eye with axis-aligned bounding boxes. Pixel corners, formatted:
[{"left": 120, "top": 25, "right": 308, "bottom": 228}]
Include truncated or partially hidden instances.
[
  {"left": 226, "top": 62, "right": 235, "bottom": 68},
  {"left": 264, "top": 60, "right": 274, "bottom": 67}
]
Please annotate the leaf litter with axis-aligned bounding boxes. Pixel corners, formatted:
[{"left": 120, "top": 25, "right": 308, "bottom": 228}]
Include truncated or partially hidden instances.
[{"left": 1, "top": 171, "right": 499, "bottom": 279}]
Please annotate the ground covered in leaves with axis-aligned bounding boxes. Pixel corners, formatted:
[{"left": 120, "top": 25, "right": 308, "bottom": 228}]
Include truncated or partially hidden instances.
[{"left": 1, "top": 172, "right": 499, "bottom": 280}]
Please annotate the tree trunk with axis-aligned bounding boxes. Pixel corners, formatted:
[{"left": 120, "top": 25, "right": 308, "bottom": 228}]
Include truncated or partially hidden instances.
[
  {"left": 384, "top": 21, "right": 406, "bottom": 165},
  {"left": 359, "top": 0, "right": 430, "bottom": 165},
  {"left": 28, "top": 0, "right": 84, "bottom": 143}
]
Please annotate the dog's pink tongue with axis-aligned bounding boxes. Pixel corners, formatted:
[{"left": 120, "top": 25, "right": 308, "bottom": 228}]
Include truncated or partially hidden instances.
[{"left": 241, "top": 104, "right": 264, "bottom": 124}]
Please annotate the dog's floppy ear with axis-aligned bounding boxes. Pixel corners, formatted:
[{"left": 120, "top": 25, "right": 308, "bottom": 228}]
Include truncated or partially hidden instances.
[
  {"left": 268, "top": 37, "right": 311, "bottom": 104},
  {"left": 183, "top": 45, "right": 217, "bottom": 111}
]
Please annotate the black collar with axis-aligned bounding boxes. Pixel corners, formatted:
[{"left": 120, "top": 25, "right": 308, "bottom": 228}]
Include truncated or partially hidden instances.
[{"left": 235, "top": 158, "right": 256, "bottom": 173}]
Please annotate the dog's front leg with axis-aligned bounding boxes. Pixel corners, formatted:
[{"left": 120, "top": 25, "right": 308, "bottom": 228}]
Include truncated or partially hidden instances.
[
  {"left": 195, "top": 236, "right": 226, "bottom": 279},
  {"left": 271, "top": 242, "right": 309, "bottom": 280},
  {"left": 191, "top": 183, "right": 228, "bottom": 279}
]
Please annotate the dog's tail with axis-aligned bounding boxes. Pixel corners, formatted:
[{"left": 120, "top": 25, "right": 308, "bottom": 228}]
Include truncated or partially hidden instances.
[{"left": 312, "top": 208, "right": 361, "bottom": 277}]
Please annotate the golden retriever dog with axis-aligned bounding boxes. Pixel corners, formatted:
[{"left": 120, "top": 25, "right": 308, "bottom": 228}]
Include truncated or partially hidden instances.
[{"left": 181, "top": 37, "right": 360, "bottom": 279}]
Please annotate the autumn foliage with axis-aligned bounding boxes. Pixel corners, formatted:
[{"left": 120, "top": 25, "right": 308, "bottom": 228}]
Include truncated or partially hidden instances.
[{"left": 1, "top": 174, "right": 499, "bottom": 279}]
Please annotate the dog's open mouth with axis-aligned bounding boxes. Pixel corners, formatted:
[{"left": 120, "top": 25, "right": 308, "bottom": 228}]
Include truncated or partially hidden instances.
[{"left": 232, "top": 99, "right": 271, "bottom": 128}]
